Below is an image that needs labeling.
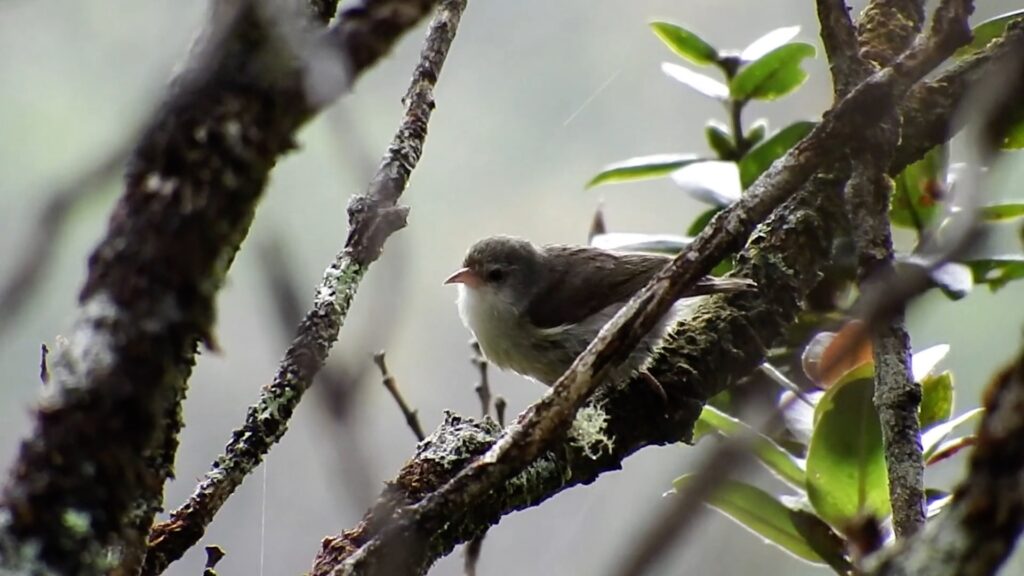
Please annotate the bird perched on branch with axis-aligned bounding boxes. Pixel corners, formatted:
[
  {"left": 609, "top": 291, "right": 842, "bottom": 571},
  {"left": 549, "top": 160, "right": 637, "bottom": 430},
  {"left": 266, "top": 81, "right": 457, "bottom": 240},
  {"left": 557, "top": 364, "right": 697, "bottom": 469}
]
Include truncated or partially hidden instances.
[{"left": 445, "top": 236, "right": 754, "bottom": 389}]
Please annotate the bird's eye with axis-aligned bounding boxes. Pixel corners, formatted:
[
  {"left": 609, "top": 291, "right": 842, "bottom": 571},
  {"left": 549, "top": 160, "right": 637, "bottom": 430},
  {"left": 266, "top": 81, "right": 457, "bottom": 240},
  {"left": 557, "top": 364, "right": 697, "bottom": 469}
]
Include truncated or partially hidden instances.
[{"left": 486, "top": 267, "right": 505, "bottom": 283}]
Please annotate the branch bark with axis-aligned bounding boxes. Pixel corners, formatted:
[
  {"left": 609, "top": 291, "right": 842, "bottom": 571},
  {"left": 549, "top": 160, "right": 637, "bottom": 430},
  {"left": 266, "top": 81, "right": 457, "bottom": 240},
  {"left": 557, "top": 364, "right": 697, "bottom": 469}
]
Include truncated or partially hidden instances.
[
  {"left": 0, "top": 0, "right": 442, "bottom": 574},
  {"left": 818, "top": 0, "right": 972, "bottom": 539},
  {"left": 141, "top": 1, "right": 468, "bottom": 572},
  {"left": 311, "top": 5, "right": 989, "bottom": 572},
  {"left": 869, "top": 347, "right": 1024, "bottom": 576}
]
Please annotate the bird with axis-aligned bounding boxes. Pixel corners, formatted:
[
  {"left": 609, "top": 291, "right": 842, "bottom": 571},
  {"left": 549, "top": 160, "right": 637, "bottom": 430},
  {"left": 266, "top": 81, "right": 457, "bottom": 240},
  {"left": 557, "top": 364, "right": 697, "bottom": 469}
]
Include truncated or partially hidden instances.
[{"left": 444, "top": 235, "right": 755, "bottom": 389}]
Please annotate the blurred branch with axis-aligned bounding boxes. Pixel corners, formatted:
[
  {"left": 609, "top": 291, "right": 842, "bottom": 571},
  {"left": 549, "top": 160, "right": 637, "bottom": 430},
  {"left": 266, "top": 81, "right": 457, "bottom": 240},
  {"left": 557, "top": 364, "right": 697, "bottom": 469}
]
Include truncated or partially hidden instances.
[
  {"left": 0, "top": 0, "right": 445, "bottom": 573},
  {"left": 0, "top": 147, "right": 124, "bottom": 339},
  {"left": 141, "top": 1, "right": 467, "bottom": 573},
  {"left": 376, "top": 351, "right": 426, "bottom": 441}
]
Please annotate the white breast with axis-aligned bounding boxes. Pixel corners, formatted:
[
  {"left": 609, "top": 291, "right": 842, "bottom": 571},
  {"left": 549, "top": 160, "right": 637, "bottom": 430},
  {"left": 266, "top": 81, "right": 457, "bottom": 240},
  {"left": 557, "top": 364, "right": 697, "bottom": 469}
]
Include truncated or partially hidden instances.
[{"left": 455, "top": 285, "right": 705, "bottom": 386}]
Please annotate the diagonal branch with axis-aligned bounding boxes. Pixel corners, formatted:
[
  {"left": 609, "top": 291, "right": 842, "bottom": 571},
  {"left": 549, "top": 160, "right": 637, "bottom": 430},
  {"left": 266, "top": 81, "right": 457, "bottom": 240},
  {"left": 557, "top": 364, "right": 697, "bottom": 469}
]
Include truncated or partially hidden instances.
[
  {"left": 0, "top": 0, "right": 443, "bottom": 574},
  {"left": 313, "top": 6, "right": 983, "bottom": 573},
  {"left": 140, "top": 1, "right": 469, "bottom": 573}
]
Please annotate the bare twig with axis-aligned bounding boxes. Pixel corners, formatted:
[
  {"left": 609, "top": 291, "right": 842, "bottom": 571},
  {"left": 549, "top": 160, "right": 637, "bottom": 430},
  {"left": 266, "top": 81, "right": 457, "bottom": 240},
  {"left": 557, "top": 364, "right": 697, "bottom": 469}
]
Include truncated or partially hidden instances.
[
  {"left": 869, "top": 347, "right": 1024, "bottom": 576},
  {"left": 470, "top": 341, "right": 491, "bottom": 419},
  {"left": 39, "top": 344, "right": 50, "bottom": 386},
  {"left": 139, "top": 1, "right": 467, "bottom": 572},
  {"left": 463, "top": 535, "right": 484, "bottom": 576},
  {"left": 494, "top": 396, "right": 507, "bottom": 428},
  {"left": 376, "top": 352, "right": 425, "bottom": 441},
  {"left": 317, "top": 8, "right": 975, "bottom": 573}
]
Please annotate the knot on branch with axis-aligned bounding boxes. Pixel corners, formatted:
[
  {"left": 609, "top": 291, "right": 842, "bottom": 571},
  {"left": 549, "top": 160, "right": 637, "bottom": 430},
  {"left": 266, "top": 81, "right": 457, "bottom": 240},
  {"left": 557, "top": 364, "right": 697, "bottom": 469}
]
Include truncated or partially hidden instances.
[{"left": 344, "top": 194, "right": 410, "bottom": 266}]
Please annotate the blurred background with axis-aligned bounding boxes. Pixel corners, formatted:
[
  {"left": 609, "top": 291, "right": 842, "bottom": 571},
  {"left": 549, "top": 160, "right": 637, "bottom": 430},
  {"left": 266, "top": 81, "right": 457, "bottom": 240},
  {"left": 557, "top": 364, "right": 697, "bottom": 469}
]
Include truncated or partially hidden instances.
[{"left": 1, "top": 0, "right": 1021, "bottom": 574}]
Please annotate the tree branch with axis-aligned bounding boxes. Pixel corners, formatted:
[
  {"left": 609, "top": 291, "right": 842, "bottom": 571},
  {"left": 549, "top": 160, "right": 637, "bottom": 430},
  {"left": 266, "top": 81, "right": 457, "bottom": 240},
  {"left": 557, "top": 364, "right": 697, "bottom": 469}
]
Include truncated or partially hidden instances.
[
  {"left": 869, "top": 347, "right": 1024, "bottom": 576},
  {"left": 311, "top": 7, "right": 980, "bottom": 571},
  {"left": 313, "top": 179, "right": 845, "bottom": 575},
  {"left": 0, "top": 0, "right": 443, "bottom": 574},
  {"left": 140, "top": 1, "right": 468, "bottom": 572}
]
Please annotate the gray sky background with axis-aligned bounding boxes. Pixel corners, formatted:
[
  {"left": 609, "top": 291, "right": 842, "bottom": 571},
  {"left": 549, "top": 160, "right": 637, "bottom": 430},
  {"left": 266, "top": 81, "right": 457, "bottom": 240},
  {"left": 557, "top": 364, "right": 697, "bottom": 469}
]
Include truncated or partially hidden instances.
[{"left": 1, "top": 1, "right": 1021, "bottom": 574}]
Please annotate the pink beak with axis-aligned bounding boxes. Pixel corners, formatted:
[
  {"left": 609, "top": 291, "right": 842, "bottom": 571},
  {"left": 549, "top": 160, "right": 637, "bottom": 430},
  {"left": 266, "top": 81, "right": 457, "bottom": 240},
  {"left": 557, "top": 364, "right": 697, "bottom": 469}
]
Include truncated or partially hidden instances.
[{"left": 444, "top": 267, "right": 481, "bottom": 288}]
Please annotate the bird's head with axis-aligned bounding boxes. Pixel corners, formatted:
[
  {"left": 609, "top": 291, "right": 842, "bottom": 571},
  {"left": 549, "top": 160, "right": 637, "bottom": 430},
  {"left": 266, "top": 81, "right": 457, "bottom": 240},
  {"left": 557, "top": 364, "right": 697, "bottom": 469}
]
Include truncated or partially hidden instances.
[{"left": 444, "top": 236, "right": 544, "bottom": 311}]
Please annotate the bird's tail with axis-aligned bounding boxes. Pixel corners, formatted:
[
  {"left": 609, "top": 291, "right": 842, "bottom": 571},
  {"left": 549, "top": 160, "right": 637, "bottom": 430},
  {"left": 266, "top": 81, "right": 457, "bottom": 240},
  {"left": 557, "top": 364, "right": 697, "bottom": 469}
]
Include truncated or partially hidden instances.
[{"left": 684, "top": 276, "right": 756, "bottom": 296}]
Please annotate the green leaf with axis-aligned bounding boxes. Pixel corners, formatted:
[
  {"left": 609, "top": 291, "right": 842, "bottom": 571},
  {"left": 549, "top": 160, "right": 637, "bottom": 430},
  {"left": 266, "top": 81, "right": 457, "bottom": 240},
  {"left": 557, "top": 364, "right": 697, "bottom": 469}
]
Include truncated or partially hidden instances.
[
  {"left": 746, "top": 120, "right": 768, "bottom": 148},
  {"left": 954, "top": 10, "right": 1024, "bottom": 59},
  {"left": 686, "top": 207, "right": 721, "bottom": 236},
  {"left": 650, "top": 22, "right": 719, "bottom": 66},
  {"left": 586, "top": 154, "right": 701, "bottom": 188},
  {"left": 705, "top": 121, "right": 736, "bottom": 160},
  {"left": 739, "top": 121, "right": 816, "bottom": 189},
  {"left": 891, "top": 145, "right": 947, "bottom": 229},
  {"left": 671, "top": 160, "right": 742, "bottom": 205},
  {"left": 966, "top": 256, "right": 1024, "bottom": 291},
  {"left": 982, "top": 203, "right": 1024, "bottom": 221},
  {"left": 922, "top": 408, "right": 983, "bottom": 459},
  {"left": 919, "top": 371, "right": 954, "bottom": 431},
  {"left": 911, "top": 343, "right": 950, "bottom": 383},
  {"left": 740, "top": 26, "right": 801, "bottom": 62},
  {"left": 807, "top": 374, "right": 891, "bottom": 526},
  {"left": 673, "top": 476, "right": 843, "bottom": 566},
  {"left": 661, "top": 62, "right": 731, "bottom": 100},
  {"left": 696, "top": 406, "right": 806, "bottom": 487},
  {"left": 730, "top": 43, "right": 816, "bottom": 101},
  {"left": 1001, "top": 119, "right": 1024, "bottom": 149},
  {"left": 930, "top": 262, "right": 973, "bottom": 300},
  {"left": 590, "top": 233, "right": 691, "bottom": 254}
]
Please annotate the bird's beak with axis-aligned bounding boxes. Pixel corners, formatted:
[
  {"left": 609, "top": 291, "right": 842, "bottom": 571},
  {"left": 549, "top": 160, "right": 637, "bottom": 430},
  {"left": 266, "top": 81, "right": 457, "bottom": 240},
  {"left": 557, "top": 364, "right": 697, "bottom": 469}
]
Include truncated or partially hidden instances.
[{"left": 444, "top": 267, "right": 481, "bottom": 288}]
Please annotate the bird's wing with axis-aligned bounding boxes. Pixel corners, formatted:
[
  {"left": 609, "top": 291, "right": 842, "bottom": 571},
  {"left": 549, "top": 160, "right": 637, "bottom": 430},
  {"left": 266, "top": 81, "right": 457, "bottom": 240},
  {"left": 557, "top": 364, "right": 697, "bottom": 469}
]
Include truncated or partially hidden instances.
[
  {"left": 526, "top": 245, "right": 756, "bottom": 329},
  {"left": 525, "top": 245, "right": 668, "bottom": 329}
]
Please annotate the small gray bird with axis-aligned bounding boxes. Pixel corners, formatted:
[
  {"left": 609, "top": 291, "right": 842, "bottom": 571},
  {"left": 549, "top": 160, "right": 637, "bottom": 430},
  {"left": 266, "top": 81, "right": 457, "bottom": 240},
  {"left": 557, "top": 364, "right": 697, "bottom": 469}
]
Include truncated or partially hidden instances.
[{"left": 445, "top": 236, "right": 754, "bottom": 388}]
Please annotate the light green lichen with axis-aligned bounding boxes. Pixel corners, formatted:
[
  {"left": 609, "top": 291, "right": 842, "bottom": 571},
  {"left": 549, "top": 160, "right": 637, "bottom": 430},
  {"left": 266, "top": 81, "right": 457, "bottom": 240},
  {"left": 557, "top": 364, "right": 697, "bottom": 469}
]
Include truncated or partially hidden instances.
[
  {"left": 568, "top": 401, "right": 614, "bottom": 459},
  {"left": 61, "top": 509, "right": 91, "bottom": 537}
]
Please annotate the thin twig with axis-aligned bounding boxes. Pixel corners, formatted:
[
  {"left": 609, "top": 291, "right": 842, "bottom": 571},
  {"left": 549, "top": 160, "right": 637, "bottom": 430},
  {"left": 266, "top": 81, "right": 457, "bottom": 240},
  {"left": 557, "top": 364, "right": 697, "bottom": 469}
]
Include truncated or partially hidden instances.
[
  {"left": 470, "top": 341, "right": 492, "bottom": 419},
  {"left": 315, "top": 3, "right": 978, "bottom": 569},
  {"left": 39, "top": 344, "right": 49, "bottom": 386},
  {"left": 139, "top": 1, "right": 462, "bottom": 573},
  {"left": 494, "top": 396, "right": 507, "bottom": 428},
  {"left": 376, "top": 351, "right": 425, "bottom": 441},
  {"left": 869, "top": 346, "right": 1024, "bottom": 576}
]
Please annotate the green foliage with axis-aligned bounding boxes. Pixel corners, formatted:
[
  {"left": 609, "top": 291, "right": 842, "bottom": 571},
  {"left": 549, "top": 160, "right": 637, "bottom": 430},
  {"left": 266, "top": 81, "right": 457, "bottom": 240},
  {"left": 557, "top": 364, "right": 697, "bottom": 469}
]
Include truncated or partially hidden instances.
[
  {"left": 730, "top": 43, "right": 816, "bottom": 101},
  {"left": 586, "top": 155, "right": 702, "bottom": 188},
  {"left": 966, "top": 256, "right": 1024, "bottom": 291},
  {"left": 587, "top": 14, "right": 1021, "bottom": 572},
  {"left": 954, "top": 10, "right": 1024, "bottom": 58},
  {"left": 919, "top": 371, "right": 954, "bottom": 430},
  {"left": 688, "top": 344, "right": 979, "bottom": 570},
  {"left": 738, "top": 121, "right": 816, "bottom": 188},
  {"left": 982, "top": 203, "right": 1024, "bottom": 221},
  {"left": 706, "top": 121, "right": 737, "bottom": 159},
  {"left": 891, "top": 145, "right": 946, "bottom": 230},
  {"left": 650, "top": 22, "right": 719, "bottom": 66},
  {"left": 807, "top": 373, "right": 891, "bottom": 525},
  {"left": 686, "top": 207, "right": 720, "bottom": 236},
  {"left": 696, "top": 406, "right": 805, "bottom": 487},
  {"left": 672, "top": 475, "right": 848, "bottom": 568}
]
